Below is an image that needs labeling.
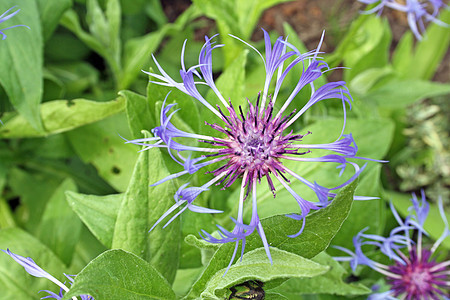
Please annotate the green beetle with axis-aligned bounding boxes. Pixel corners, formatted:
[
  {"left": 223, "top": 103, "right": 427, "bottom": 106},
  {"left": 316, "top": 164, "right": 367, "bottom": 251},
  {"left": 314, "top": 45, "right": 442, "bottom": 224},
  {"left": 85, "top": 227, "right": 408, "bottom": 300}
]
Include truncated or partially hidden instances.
[{"left": 228, "top": 280, "right": 265, "bottom": 300}]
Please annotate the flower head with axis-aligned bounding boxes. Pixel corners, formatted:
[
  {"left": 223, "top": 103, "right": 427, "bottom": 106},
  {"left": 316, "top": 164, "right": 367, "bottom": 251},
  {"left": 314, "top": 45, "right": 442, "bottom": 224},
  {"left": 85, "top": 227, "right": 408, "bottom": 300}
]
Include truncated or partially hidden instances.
[
  {"left": 125, "top": 29, "right": 381, "bottom": 272},
  {"left": 334, "top": 193, "right": 450, "bottom": 299},
  {"left": 358, "top": 0, "right": 449, "bottom": 40},
  {"left": 0, "top": 6, "right": 29, "bottom": 40},
  {"left": 2, "top": 249, "right": 93, "bottom": 300}
]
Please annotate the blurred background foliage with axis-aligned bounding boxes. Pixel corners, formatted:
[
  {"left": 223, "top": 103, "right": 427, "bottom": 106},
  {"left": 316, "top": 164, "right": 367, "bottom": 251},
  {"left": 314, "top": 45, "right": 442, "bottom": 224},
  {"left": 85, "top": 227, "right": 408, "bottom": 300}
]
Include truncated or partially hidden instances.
[{"left": 0, "top": 0, "right": 448, "bottom": 299}]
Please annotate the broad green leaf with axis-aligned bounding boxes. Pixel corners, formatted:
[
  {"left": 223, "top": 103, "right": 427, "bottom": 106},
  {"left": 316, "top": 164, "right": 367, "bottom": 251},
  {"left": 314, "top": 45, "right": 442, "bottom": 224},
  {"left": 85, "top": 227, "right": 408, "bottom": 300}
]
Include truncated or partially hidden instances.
[
  {"left": 0, "top": 198, "right": 15, "bottom": 229},
  {"left": 36, "top": 0, "right": 72, "bottom": 41},
  {"left": 392, "top": 32, "right": 414, "bottom": 76},
  {"left": 0, "top": 97, "right": 125, "bottom": 138},
  {"left": 365, "top": 80, "right": 450, "bottom": 108},
  {"left": 62, "top": 249, "right": 176, "bottom": 300},
  {"left": 121, "top": 30, "right": 167, "bottom": 89},
  {"left": 22, "top": 155, "right": 116, "bottom": 195},
  {"left": 0, "top": 228, "right": 68, "bottom": 300},
  {"left": 408, "top": 10, "right": 450, "bottom": 80},
  {"left": 7, "top": 168, "right": 62, "bottom": 232},
  {"left": 112, "top": 131, "right": 180, "bottom": 283},
  {"left": 339, "top": 15, "right": 391, "bottom": 81},
  {"left": 112, "top": 133, "right": 151, "bottom": 255},
  {"left": 60, "top": 10, "right": 105, "bottom": 58},
  {"left": 269, "top": 252, "right": 370, "bottom": 297},
  {"left": 68, "top": 226, "right": 107, "bottom": 274},
  {"left": 266, "top": 293, "right": 289, "bottom": 299},
  {"left": 185, "top": 180, "right": 357, "bottom": 299},
  {"left": 60, "top": 0, "right": 122, "bottom": 86},
  {"left": 66, "top": 192, "right": 122, "bottom": 249},
  {"left": 122, "top": 6, "right": 200, "bottom": 89},
  {"left": 121, "top": 90, "right": 155, "bottom": 139},
  {"left": 247, "top": 180, "right": 357, "bottom": 257},
  {"left": 386, "top": 190, "right": 450, "bottom": 249},
  {"left": 66, "top": 113, "right": 138, "bottom": 192},
  {"left": 192, "top": 0, "right": 293, "bottom": 65},
  {"left": 349, "top": 66, "right": 395, "bottom": 95},
  {"left": 173, "top": 267, "right": 204, "bottom": 297},
  {"left": 0, "top": 0, "right": 43, "bottom": 131},
  {"left": 44, "top": 62, "right": 99, "bottom": 98},
  {"left": 37, "top": 178, "right": 81, "bottom": 266},
  {"left": 346, "top": 17, "right": 391, "bottom": 81},
  {"left": 202, "top": 248, "right": 329, "bottom": 299},
  {"left": 330, "top": 165, "right": 386, "bottom": 252}
]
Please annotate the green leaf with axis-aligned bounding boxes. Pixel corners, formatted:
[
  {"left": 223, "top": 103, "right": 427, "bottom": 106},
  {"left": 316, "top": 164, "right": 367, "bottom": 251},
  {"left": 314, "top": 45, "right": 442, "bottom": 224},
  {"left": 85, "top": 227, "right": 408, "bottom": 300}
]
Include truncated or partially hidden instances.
[
  {"left": 408, "top": 9, "right": 450, "bottom": 80},
  {"left": 0, "top": 97, "right": 125, "bottom": 138},
  {"left": 269, "top": 252, "right": 371, "bottom": 297},
  {"left": 121, "top": 90, "right": 155, "bottom": 139},
  {"left": 112, "top": 131, "right": 180, "bottom": 283},
  {"left": 121, "top": 28, "right": 167, "bottom": 90},
  {"left": 45, "top": 62, "right": 99, "bottom": 98},
  {"left": 112, "top": 133, "right": 151, "bottom": 255},
  {"left": 37, "top": 178, "right": 81, "bottom": 266},
  {"left": 173, "top": 267, "right": 204, "bottom": 297},
  {"left": 248, "top": 180, "right": 357, "bottom": 257},
  {"left": 122, "top": 6, "right": 199, "bottom": 89},
  {"left": 330, "top": 165, "right": 386, "bottom": 252},
  {"left": 185, "top": 180, "right": 357, "bottom": 299},
  {"left": 201, "top": 248, "right": 329, "bottom": 299},
  {"left": 60, "top": 0, "right": 122, "bottom": 86},
  {"left": 36, "top": 0, "right": 72, "bottom": 41},
  {"left": 0, "top": 228, "right": 68, "bottom": 300},
  {"left": 7, "top": 168, "right": 62, "bottom": 232},
  {"left": 392, "top": 32, "right": 414, "bottom": 76},
  {"left": 192, "top": 0, "right": 293, "bottom": 65},
  {"left": 349, "top": 66, "right": 395, "bottom": 95},
  {"left": 0, "top": 0, "right": 43, "bottom": 131},
  {"left": 66, "top": 113, "right": 138, "bottom": 192},
  {"left": 62, "top": 249, "right": 176, "bottom": 300},
  {"left": 340, "top": 15, "right": 391, "bottom": 81},
  {"left": 385, "top": 190, "right": 450, "bottom": 249},
  {"left": 365, "top": 79, "right": 450, "bottom": 108},
  {"left": 66, "top": 192, "right": 122, "bottom": 249}
]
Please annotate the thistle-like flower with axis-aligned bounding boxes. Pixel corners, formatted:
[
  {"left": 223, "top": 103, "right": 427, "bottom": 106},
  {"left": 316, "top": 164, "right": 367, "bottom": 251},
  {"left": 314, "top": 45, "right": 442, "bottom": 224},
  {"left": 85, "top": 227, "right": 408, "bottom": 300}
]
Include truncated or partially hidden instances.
[
  {"left": 0, "top": 6, "right": 29, "bottom": 40},
  {"left": 125, "top": 29, "right": 379, "bottom": 270},
  {"left": 334, "top": 192, "right": 450, "bottom": 299},
  {"left": 358, "top": 0, "right": 449, "bottom": 40},
  {"left": 1, "top": 249, "right": 93, "bottom": 300}
]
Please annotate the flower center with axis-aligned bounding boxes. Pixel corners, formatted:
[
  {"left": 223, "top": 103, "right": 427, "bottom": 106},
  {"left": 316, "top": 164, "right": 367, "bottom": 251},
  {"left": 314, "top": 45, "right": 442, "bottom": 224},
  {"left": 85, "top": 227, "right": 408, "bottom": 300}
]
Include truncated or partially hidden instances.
[
  {"left": 205, "top": 94, "right": 306, "bottom": 191},
  {"left": 387, "top": 248, "right": 446, "bottom": 299}
]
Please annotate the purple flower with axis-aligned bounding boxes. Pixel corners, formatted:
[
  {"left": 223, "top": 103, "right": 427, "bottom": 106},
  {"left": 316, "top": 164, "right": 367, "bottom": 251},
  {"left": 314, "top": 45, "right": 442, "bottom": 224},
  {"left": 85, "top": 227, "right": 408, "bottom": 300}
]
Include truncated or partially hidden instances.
[
  {"left": 1, "top": 249, "right": 93, "bottom": 300},
  {"left": 127, "top": 29, "right": 381, "bottom": 272},
  {"left": 334, "top": 193, "right": 450, "bottom": 299},
  {"left": 358, "top": 0, "right": 449, "bottom": 40},
  {"left": 0, "top": 6, "right": 29, "bottom": 40}
]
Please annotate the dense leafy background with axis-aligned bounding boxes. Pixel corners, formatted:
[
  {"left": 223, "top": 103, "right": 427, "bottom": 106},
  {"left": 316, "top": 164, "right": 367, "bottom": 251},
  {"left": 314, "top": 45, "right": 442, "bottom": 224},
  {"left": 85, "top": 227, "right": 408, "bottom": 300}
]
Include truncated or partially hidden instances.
[{"left": 0, "top": 0, "right": 448, "bottom": 299}]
